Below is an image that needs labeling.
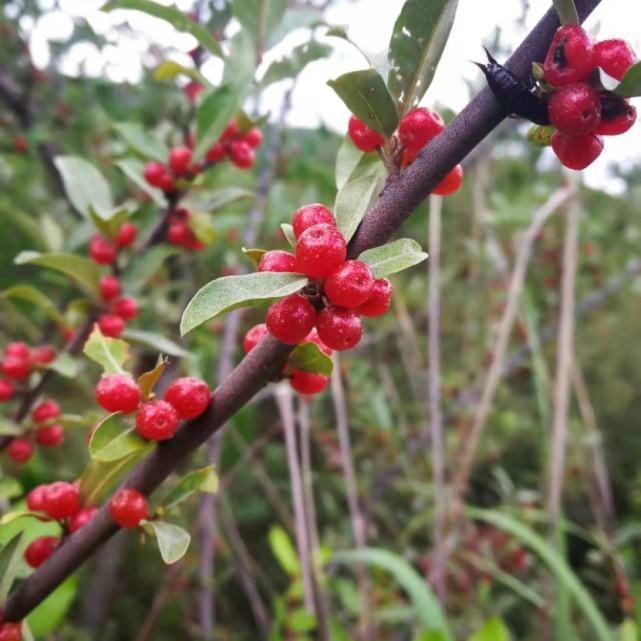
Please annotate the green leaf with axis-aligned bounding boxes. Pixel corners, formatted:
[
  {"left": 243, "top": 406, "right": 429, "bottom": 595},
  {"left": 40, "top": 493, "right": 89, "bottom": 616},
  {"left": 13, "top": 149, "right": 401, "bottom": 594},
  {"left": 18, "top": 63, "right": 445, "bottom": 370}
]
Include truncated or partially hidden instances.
[
  {"left": 89, "top": 412, "right": 151, "bottom": 462},
  {"left": 115, "top": 158, "right": 165, "bottom": 206},
  {"left": 552, "top": 0, "right": 579, "bottom": 25},
  {"left": 288, "top": 343, "right": 333, "bottom": 376},
  {"left": 54, "top": 156, "right": 114, "bottom": 218},
  {"left": 112, "top": 122, "right": 169, "bottom": 163},
  {"left": 289, "top": 609, "right": 316, "bottom": 633},
  {"left": 242, "top": 247, "right": 267, "bottom": 266},
  {"left": 27, "top": 576, "right": 77, "bottom": 637},
  {"left": 261, "top": 41, "right": 332, "bottom": 87},
  {"left": 0, "top": 533, "right": 25, "bottom": 601},
  {"left": 122, "top": 329, "right": 189, "bottom": 358},
  {"left": 44, "top": 353, "right": 79, "bottom": 378},
  {"left": 333, "top": 547, "right": 452, "bottom": 640},
  {"left": 468, "top": 618, "right": 511, "bottom": 641},
  {"left": 613, "top": 62, "right": 641, "bottom": 98},
  {"left": 527, "top": 125, "right": 555, "bottom": 148},
  {"left": 387, "top": 0, "right": 459, "bottom": 115},
  {"left": 358, "top": 238, "right": 428, "bottom": 279},
  {"left": 0, "top": 477, "right": 22, "bottom": 500},
  {"left": 84, "top": 326, "right": 130, "bottom": 374},
  {"left": 137, "top": 357, "right": 169, "bottom": 401},
  {"left": 184, "top": 187, "right": 254, "bottom": 213},
  {"left": 188, "top": 212, "right": 217, "bottom": 245},
  {"left": 467, "top": 508, "right": 612, "bottom": 641},
  {"left": 127, "top": 245, "right": 180, "bottom": 293},
  {"left": 619, "top": 620, "right": 637, "bottom": 641},
  {"left": 3, "top": 285, "right": 66, "bottom": 326},
  {"left": 153, "top": 60, "right": 207, "bottom": 84},
  {"left": 335, "top": 136, "right": 365, "bottom": 191},
  {"left": 0, "top": 417, "right": 22, "bottom": 436},
  {"left": 89, "top": 206, "right": 130, "bottom": 240},
  {"left": 163, "top": 466, "right": 218, "bottom": 511},
  {"left": 327, "top": 69, "right": 398, "bottom": 138},
  {"left": 414, "top": 633, "right": 448, "bottom": 641},
  {"left": 0, "top": 511, "right": 43, "bottom": 526},
  {"left": 14, "top": 251, "right": 101, "bottom": 298},
  {"left": 144, "top": 520, "right": 191, "bottom": 564},
  {"left": 102, "top": 0, "right": 223, "bottom": 57},
  {"left": 181, "top": 272, "right": 308, "bottom": 335},
  {"left": 232, "top": 0, "right": 287, "bottom": 52},
  {"left": 281, "top": 223, "right": 297, "bottom": 247},
  {"left": 269, "top": 526, "right": 301, "bottom": 575}
]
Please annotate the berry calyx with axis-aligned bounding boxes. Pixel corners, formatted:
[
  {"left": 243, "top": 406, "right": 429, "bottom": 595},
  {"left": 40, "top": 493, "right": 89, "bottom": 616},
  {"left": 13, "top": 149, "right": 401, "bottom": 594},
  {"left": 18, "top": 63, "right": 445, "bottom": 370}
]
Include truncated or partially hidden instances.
[
  {"left": 229, "top": 141, "right": 255, "bottom": 169},
  {"left": 109, "top": 488, "right": 149, "bottom": 528},
  {"left": 68, "top": 506, "right": 98, "bottom": 534},
  {"left": 547, "top": 83, "right": 601, "bottom": 134},
  {"left": 89, "top": 235, "right": 117, "bottom": 265},
  {"left": 292, "top": 204, "right": 336, "bottom": 239},
  {"left": 36, "top": 425, "right": 65, "bottom": 447},
  {"left": 243, "top": 324, "right": 268, "bottom": 353},
  {"left": 8, "top": 438, "right": 33, "bottom": 464},
  {"left": 168, "top": 146, "right": 193, "bottom": 176},
  {"left": 32, "top": 400, "right": 61, "bottom": 424},
  {"left": 95, "top": 374, "right": 141, "bottom": 414},
  {"left": 1, "top": 356, "right": 31, "bottom": 381},
  {"left": 594, "top": 39, "right": 636, "bottom": 81},
  {"left": 43, "top": 481, "right": 80, "bottom": 519},
  {"left": 0, "top": 379, "right": 15, "bottom": 402},
  {"left": 100, "top": 276, "right": 121, "bottom": 302},
  {"left": 289, "top": 370, "right": 329, "bottom": 395},
  {"left": 31, "top": 345, "right": 56, "bottom": 364},
  {"left": 325, "top": 260, "right": 375, "bottom": 309},
  {"left": 242, "top": 128, "right": 263, "bottom": 148},
  {"left": 348, "top": 115, "right": 385, "bottom": 152},
  {"left": 551, "top": 131, "right": 604, "bottom": 170},
  {"left": 316, "top": 307, "right": 363, "bottom": 351},
  {"left": 136, "top": 400, "right": 180, "bottom": 441},
  {"left": 98, "top": 314, "right": 125, "bottom": 338},
  {"left": 205, "top": 141, "right": 227, "bottom": 163},
  {"left": 357, "top": 278, "right": 392, "bottom": 317},
  {"left": 594, "top": 94, "right": 637, "bottom": 135},
  {"left": 266, "top": 294, "right": 316, "bottom": 345},
  {"left": 432, "top": 165, "right": 464, "bottom": 196},
  {"left": 399, "top": 107, "right": 445, "bottom": 152},
  {"left": 543, "top": 25, "right": 595, "bottom": 86},
  {"left": 24, "top": 536, "right": 59, "bottom": 568},
  {"left": 295, "top": 224, "right": 347, "bottom": 279},
  {"left": 115, "top": 222, "right": 137, "bottom": 247},
  {"left": 164, "top": 377, "right": 211, "bottom": 419},
  {"left": 258, "top": 251, "right": 299, "bottom": 273},
  {"left": 113, "top": 297, "right": 139, "bottom": 320}
]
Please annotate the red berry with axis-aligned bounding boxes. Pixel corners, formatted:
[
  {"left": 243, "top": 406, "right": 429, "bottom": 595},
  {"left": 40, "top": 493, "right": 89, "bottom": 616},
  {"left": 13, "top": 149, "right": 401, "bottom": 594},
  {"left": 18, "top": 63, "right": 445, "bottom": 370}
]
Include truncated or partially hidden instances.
[
  {"left": 221, "top": 119, "right": 239, "bottom": 141},
  {"left": 24, "top": 536, "right": 59, "bottom": 568},
  {"left": 266, "top": 294, "right": 316, "bottom": 345},
  {"left": 8, "top": 438, "right": 33, "bottom": 463},
  {"left": 42, "top": 481, "right": 80, "bottom": 519},
  {"left": 543, "top": 25, "right": 595, "bottom": 86},
  {"left": 136, "top": 400, "right": 180, "bottom": 441},
  {"left": 36, "top": 425, "right": 64, "bottom": 447},
  {"left": 27, "top": 485, "right": 48, "bottom": 512},
  {"left": 32, "top": 400, "right": 61, "bottom": 424},
  {"left": 316, "top": 307, "right": 363, "bottom": 351},
  {"left": 100, "top": 276, "right": 121, "bottom": 302},
  {"left": 113, "top": 297, "right": 138, "bottom": 320},
  {"left": 547, "top": 83, "right": 601, "bottom": 134},
  {"left": 205, "top": 141, "right": 227, "bottom": 163},
  {"left": 158, "top": 171, "right": 176, "bottom": 193},
  {"left": 401, "top": 148, "right": 417, "bottom": 169},
  {"left": 0, "top": 623, "right": 22, "bottom": 641},
  {"left": 433, "top": 165, "right": 463, "bottom": 196},
  {"left": 164, "top": 377, "right": 211, "bottom": 420},
  {"left": 357, "top": 278, "right": 392, "bottom": 317},
  {"left": 594, "top": 39, "right": 636, "bottom": 81},
  {"left": 95, "top": 374, "right": 141, "bottom": 414},
  {"left": 348, "top": 115, "right": 385, "bottom": 152},
  {"left": 258, "top": 251, "right": 299, "bottom": 273},
  {"left": 68, "top": 506, "right": 98, "bottom": 534},
  {"left": 144, "top": 161, "right": 167, "bottom": 188},
  {"left": 31, "top": 345, "right": 56, "bottom": 364},
  {"left": 289, "top": 370, "right": 329, "bottom": 395},
  {"left": 292, "top": 204, "right": 336, "bottom": 239},
  {"left": 98, "top": 314, "right": 125, "bottom": 338},
  {"left": 168, "top": 146, "right": 193, "bottom": 176},
  {"left": 5, "top": 342, "right": 30, "bottom": 358},
  {"left": 242, "top": 128, "right": 263, "bottom": 148},
  {"left": 1, "top": 356, "right": 31, "bottom": 381},
  {"left": 185, "top": 82, "right": 204, "bottom": 103},
  {"left": 89, "top": 235, "right": 117, "bottom": 265},
  {"left": 186, "top": 131, "right": 195, "bottom": 148},
  {"left": 295, "top": 224, "right": 347, "bottom": 279},
  {"left": 399, "top": 107, "right": 445, "bottom": 152},
  {"left": 167, "top": 222, "right": 190, "bottom": 246},
  {"left": 551, "top": 131, "right": 604, "bottom": 170},
  {"left": 324, "top": 260, "right": 375, "bottom": 309},
  {"left": 0, "top": 379, "right": 15, "bottom": 402},
  {"left": 110, "top": 488, "right": 148, "bottom": 528},
  {"left": 229, "top": 141, "right": 255, "bottom": 169},
  {"left": 243, "top": 324, "right": 268, "bottom": 353},
  {"left": 594, "top": 94, "right": 637, "bottom": 135},
  {"left": 115, "top": 222, "right": 137, "bottom": 248},
  {"left": 301, "top": 328, "right": 332, "bottom": 355},
  {"left": 12, "top": 135, "right": 28, "bottom": 153}
]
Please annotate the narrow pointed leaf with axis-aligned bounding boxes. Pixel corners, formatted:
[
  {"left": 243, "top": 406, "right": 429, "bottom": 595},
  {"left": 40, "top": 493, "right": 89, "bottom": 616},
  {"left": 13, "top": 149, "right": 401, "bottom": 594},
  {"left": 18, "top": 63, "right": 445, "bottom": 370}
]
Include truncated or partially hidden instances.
[
  {"left": 122, "top": 329, "right": 189, "bottom": 358},
  {"left": 469, "top": 618, "right": 511, "bottom": 641},
  {"left": 613, "top": 62, "right": 641, "bottom": 98},
  {"left": 163, "top": 466, "right": 219, "bottom": 510},
  {"left": 335, "top": 136, "right": 365, "bottom": 190},
  {"left": 552, "top": 0, "right": 579, "bottom": 25},
  {"left": 269, "top": 526, "right": 301, "bottom": 575},
  {"left": 358, "top": 238, "right": 428, "bottom": 279},
  {"left": 242, "top": 247, "right": 267, "bottom": 266},
  {"left": 114, "top": 158, "right": 165, "bottom": 206},
  {"left": 153, "top": 60, "right": 207, "bottom": 84},
  {"left": 281, "top": 223, "right": 297, "bottom": 247},
  {"left": 261, "top": 41, "right": 332, "bottom": 87},
  {"left": 3, "top": 285, "right": 66, "bottom": 326},
  {"left": 232, "top": 0, "right": 287, "bottom": 51},
  {"left": 0, "top": 533, "right": 25, "bottom": 601},
  {"left": 137, "top": 358, "right": 169, "bottom": 401},
  {"left": 54, "top": 156, "right": 114, "bottom": 218},
  {"left": 112, "top": 122, "right": 169, "bottom": 162}
]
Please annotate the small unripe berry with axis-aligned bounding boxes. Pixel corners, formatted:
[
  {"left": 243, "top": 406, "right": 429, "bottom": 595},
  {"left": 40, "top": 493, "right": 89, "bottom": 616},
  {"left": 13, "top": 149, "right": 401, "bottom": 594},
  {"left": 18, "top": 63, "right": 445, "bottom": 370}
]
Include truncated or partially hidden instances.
[
  {"left": 357, "top": 278, "right": 392, "bottom": 317},
  {"left": 242, "top": 128, "right": 263, "bottom": 148},
  {"left": 594, "top": 94, "right": 637, "bottom": 135},
  {"left": 325, "top": 260, "right": 375, "bottom": 308},
  {"left": 206, "top": 141, "right": 227, "bottom": 163},
  {"left": 348, "top": 115, "right": 385, "bottom": 152},
  {"left": 113, "top": 297, "right": 138, "bottom": 320},
  {"left": 316, "top": 307, "right": 363, "bottom": 351},
  {"left": 547, "top": 84, "right": 601, "bottom": 134},
  {"left": 8, "top": 438, "right": 33, "bottom": 463},
  {"left": 100, "top": 276, "right": 121, "bottom": 302},
  {"left": 5, "top": 342, "right": 30, "bottom": 358},
  {"left": 98, "top": 314, "right": 125, "bottom": 338},
  {"left": 164, "top": 377, "right": 211, "bottom": 419},
  {"left": 266, "top": 294, "right": 316, "bottom": 345},
  {"left": 399, "top": 107, "right": 445, "bottom": 152},
  {"left": 43, "top": 481, "right": 80, "bottom": 519},
  {"left": 289, "top": 370, "right": 329, "bottom": 395},
  {"left": 295, "top": 224, "right": 347, "bottom": 279},
  {"left": 36, "top": 425, "right": 65, "bottom": 447},
  {"left": 551, "top": 131, "right": 604, "bottom": 170},
  {"left": 168, "top": 146, "right": 193, "bottom": 176},
  {"left": 229, "top": 140, "right": 255, "bottom": 169},
  {"left": 32, "top": 400, "right": 61, "bottom": 424},
  {"left": 543, "top": 25, "right": 595, "bottom": 86},
  {"left": 26, "top": 485, "right": 48, "bottom": 512},
  {"left": 115, "top": 222, "right": 137, "bottom": 247},
  {"left": 433, "top": 165, "right": 463, "bottom": 196},
  {"left": 0, "top": 379, "right": 15, "bottom": 402},
  {"left": 89, "top": 235, "right": 117, "bottom": 265},
  {"left": 184, "top": 82, "right": 204, "bottom": 103},
  {"left": 1, "top": 356, "right": 31, "bottom": 381},
  {"left": 136, "top": 400, "right": 180, "bottom": 441},
  {"left": 25, "top": 536, "right": 59, "bottom": 568},
  {"left": 258, "top": 251, "right": 299, "bottom": 273},
  {"left": 0, "top": 623, "right": 22, "bottom": 641},
  {"left": 68, "top": 506, "right": 98, "bottom": 534},
  {"left": 301, "top": 328, "right": 332, "bottom": 355},
  {"left": 31, "top": 345, "right": 56, "bottom": 364},
  {"left": 109, "top": 488, "right": 149, "bottom": 528},
  {"left": 594, "top": 39, "right": 636, "bottom": 81},
  {"left": 243, "top": 324, "right": 268, "bottom": 353},
  {"left": 95, "top": 374, "right": 141, "bottom": 414},
  {"left": 292, "top": 204, "right": 336, "bottom": 239}
]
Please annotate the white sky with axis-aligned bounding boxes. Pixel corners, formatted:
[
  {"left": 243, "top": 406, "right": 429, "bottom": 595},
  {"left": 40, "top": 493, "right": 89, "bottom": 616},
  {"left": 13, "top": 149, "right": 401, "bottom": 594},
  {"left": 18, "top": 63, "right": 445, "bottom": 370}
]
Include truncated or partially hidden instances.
[{"left": 8, "top": 0, "right": 641, "bottom": 192}]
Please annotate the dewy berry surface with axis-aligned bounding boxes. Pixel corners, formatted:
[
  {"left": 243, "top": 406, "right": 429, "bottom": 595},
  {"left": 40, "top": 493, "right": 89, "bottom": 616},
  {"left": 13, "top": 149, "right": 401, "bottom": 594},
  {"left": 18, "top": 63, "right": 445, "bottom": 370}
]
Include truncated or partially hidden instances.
[
  {"left": 44, "top": 481, "right": 80, "bottom": 519},
  {"left": 295, "top": 224, "right": 347, "bottom": 279},
  {"left": 109, "top": 488, "right": 149, "bottom": 528},
  {"left": 289, "top": 370, "right": 329, "bottom": 395},
  {"left": 316, "top": 307, "right": 363, "bottom": 351},
  {"left": 433, "top": 165, "right": 464, "bottom": 196},
  {"left": 399, "top": 107, "right": 445, "bottom": 152},
  {"left": 324, "top": 260, "right": 375, "bottom": 309},
  {"left": 543, "top": 25, "right": 595, "bottom": 86},
  {"left": 95, "top": 374, "right": 141, "bottom": 414},
  {"left": 547, "top": 84, "right": 601, "bottom": 134},
  {"left": 266, "top": 294, "right": 316, "bottom": 345},
  {"left": 243, "top": 324, "right": 269, "bottom": 353},
  {"left": 594, "top": 39, "right": 636, "bottom": 80},
  {"left": 165, "top": 377, "right": 211, "bottom": 419},
  {"left": 357, "top": 278, "right": 393, "bottom": 317},
  {"left": 348, "top": 115, "right": 385, "bottom": 152},
  {"left": 258, "top": 251, "right": 299, "bottom": 273},
  {"left": 68, "top": 507, "right": 98, "bottom": 534},
  {"left": 136, "top": 400, "right": 180, "bottom": 441},
  {"left": 292, "top": 204, "right": 336, "bottom": 239},
  {"left": 551, "top": 131, "right": 604, "bottom": 170},
  {"left": 595, "top": 95, "right": 637, "bottom": 135}
]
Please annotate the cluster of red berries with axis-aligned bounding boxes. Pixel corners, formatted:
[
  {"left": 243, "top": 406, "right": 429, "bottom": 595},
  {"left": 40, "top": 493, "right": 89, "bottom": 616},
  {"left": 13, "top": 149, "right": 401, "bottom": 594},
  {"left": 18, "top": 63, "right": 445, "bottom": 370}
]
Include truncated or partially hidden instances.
[
  {"left": 88, "top": 221, "right": 138, "bottom": 266},
  {"left": 0, "top": 341, "right": 56, "bottom": 391},
  {"left": 0, "top": 620, "right": 22, "bottom": 641},
  {"left": 348, "top": 108, "right": 463, "bottom": 195},
  {"left": 7, "top": 399, "right": 66, "bottom": 464},
  {"left": 166, "top": 207, "right": 205, "bottom": 251},
  {"left": 542, "top": 27, "right": 637, "bottom": 169},
  {"left": 94, "top": 374, "right": 210, "bottom": 441},
  {"left": 93, "top": 279, "right": 139, "bottom": 339},
  {"left": 202, "top": 119, "right": 263, "bottom": 170}
]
